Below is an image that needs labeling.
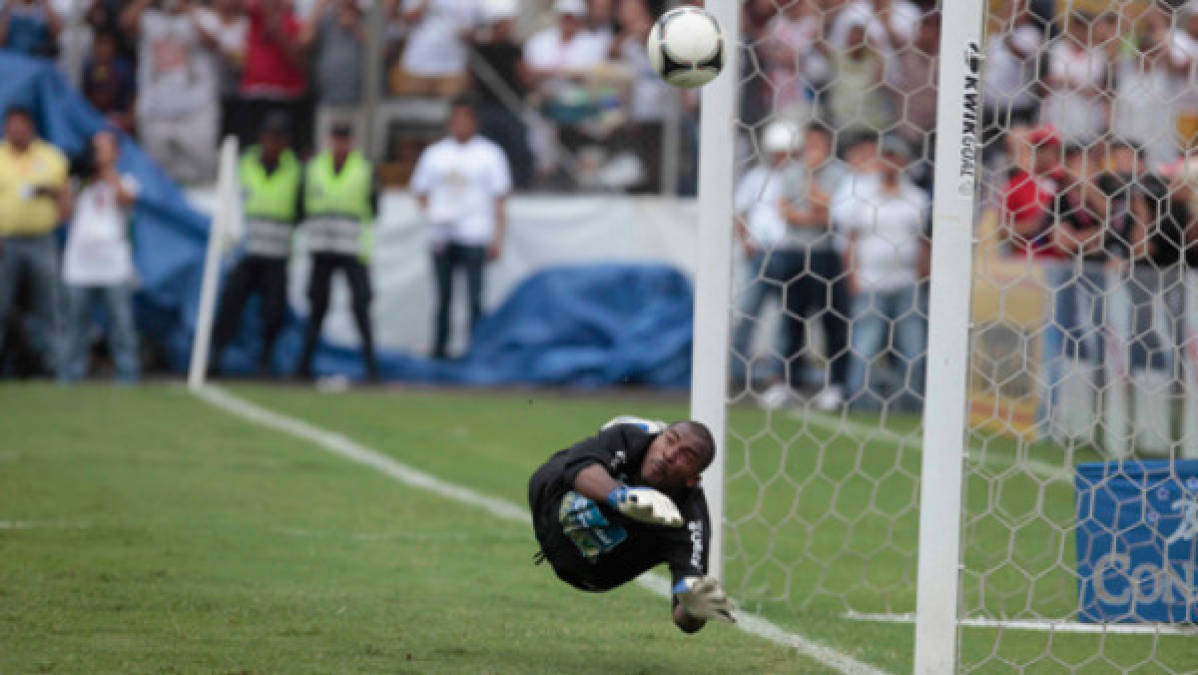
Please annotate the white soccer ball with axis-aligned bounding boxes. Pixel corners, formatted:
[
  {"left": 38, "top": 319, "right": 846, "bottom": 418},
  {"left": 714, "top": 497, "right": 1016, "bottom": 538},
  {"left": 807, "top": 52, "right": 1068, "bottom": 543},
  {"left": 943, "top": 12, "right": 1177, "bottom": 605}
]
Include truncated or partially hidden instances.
[{"left": 646, "top": 7, "right": 726, "bottom": 89}]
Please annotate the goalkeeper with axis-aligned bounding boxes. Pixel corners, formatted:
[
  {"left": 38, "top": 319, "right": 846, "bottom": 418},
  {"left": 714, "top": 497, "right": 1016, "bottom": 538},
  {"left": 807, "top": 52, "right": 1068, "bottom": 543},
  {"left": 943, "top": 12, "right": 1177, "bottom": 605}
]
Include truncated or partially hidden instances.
[{"left": 528, "top": 416, "right": 736, "bottom": 632}]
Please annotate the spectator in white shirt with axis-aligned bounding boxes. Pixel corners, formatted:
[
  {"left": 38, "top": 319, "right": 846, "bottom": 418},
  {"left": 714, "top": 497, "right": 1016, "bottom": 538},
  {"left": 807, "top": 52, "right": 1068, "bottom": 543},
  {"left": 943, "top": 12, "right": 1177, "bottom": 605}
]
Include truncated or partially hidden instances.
[
  {"left": 981, "top": 0, "right": 1044, "bottom": 159},
  {"left": 834, "top": 134, "right": 929, "bottom": 411},
  {"left": 730, "top": 120, "right": 806, "bottom": 407},
  {"left": 410, "top": 95, "right": 512, "bottom": 359},
  {"left": 1111, "top": 5, "right": 1180, "bottom": 169},
  {"left": 1040, "top": 11, "right": 1110, "bottom": 145},
  {"left": 523, "top": 0, "right": 611, "bottom": 105},
  {"left": 121, "top": 0, "right": 219, "bottom": 184},
  {"left": 61, "top": 130, "right": 140, "bottom": 382},
  {"left": 392, "top": 0, "right": 476, "bottom": 98},
  {"left": 828, "top": 0, "right": 921, "bottom": 54}
]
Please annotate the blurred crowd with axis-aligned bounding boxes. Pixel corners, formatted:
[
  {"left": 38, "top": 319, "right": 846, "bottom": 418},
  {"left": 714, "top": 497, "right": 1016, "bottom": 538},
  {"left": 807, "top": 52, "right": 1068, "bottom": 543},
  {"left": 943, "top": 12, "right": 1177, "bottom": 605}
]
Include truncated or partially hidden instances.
[
  {"left": 5, "top": 0, "right": 1198, "bottom": 417},
  {"left": 0, "top": 0, "right": 696, "bottom": 192},
  {"left": 729, "top": 0, "right": 1198, "bottom": 434},
  {"left": 3, "top": 0, "right": 1197, "bottom": 192}
]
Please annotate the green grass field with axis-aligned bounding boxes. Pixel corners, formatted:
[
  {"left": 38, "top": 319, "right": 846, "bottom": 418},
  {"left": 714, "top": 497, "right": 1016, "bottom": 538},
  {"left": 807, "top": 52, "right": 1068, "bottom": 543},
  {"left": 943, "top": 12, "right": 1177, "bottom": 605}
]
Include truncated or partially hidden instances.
[{"left": 2, "top": 383, "right": 1194, "bottom": 673}]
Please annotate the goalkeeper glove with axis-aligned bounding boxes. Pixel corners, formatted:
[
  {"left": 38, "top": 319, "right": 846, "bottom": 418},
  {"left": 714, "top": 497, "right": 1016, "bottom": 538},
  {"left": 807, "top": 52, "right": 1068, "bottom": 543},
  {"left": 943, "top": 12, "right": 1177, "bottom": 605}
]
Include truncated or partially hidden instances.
[
  {"left": 674, "top": 575, "right": 737, "bottom": 623},
  {"left": 606, "top": 485, "right": 683, "bottom": 527}
]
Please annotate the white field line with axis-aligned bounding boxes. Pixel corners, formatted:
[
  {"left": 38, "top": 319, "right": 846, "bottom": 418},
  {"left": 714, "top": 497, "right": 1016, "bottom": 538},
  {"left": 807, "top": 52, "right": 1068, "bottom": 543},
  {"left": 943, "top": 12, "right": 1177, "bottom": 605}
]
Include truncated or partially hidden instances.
[
  {"left": 844, "top": 611, "right": 1198, "bottom": 636},
  {"left": 792, "top": 409, "right": 1071, "bottom": 484},
  {"left": 193, "top": 385, "right": 886, "bottom": 675}
]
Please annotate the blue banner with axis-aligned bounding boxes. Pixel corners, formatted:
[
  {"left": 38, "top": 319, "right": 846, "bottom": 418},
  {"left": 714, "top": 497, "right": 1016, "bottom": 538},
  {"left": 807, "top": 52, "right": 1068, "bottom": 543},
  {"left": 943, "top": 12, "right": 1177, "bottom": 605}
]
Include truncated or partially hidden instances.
[{"left": 1075, "top": 460, "right": 1198, "bottom": 623}]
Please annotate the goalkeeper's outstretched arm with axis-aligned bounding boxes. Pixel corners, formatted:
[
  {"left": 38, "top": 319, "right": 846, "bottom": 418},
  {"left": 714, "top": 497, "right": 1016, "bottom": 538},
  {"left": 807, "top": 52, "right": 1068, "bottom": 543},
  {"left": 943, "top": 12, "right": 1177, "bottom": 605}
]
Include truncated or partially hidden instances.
[
  {"left": 575, "top": 464, "right": 684, "bottom": 527},
  {"left": 574, "top": 463, "right": 620, "bottom": 501}
]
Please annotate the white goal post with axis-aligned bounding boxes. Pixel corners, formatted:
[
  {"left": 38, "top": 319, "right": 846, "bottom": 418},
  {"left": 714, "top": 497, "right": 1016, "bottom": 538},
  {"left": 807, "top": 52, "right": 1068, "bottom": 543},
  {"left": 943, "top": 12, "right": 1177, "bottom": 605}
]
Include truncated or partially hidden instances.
[
  {"left": 913, "top": 0, "right": 984, "bottom": 671},
  {"left": 690, "top": 1, "right": 740, "bottom": 587}
]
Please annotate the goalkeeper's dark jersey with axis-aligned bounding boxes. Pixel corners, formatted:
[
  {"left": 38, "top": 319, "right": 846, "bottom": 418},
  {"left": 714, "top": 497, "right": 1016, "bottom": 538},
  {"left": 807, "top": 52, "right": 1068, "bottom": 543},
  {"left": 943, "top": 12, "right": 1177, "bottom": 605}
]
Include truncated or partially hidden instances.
[{"left": 528, "top": 424, "right": 711, "bottom": 592}]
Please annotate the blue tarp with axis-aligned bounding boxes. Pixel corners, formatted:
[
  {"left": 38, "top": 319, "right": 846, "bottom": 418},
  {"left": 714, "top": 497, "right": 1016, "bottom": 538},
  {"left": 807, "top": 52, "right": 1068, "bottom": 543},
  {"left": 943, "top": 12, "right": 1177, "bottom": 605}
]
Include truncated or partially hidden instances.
[
  {"left": 298, "top": 264, "right": 695, "bottom": 387},
  {"left": 1, "top": 51, "right": 694, "bottom": 386}
]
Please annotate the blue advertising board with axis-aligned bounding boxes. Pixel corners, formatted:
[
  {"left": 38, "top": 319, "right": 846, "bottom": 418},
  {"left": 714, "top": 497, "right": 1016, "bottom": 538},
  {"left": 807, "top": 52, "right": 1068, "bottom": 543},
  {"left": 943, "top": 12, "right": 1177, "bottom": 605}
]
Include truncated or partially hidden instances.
[{"left": 1075, "top": 460, "right": 1198, "bottom": 623}]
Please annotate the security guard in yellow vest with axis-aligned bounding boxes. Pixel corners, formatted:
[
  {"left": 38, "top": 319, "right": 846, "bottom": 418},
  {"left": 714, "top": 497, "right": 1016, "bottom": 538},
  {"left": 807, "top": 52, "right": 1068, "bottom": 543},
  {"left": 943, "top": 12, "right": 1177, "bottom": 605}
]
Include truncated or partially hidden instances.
[
  {"left": 296, "top": 121, "right": 378, "bottom": 380},
  {"left": 210, "top": 114, "right": 302, "bottom": 374}
]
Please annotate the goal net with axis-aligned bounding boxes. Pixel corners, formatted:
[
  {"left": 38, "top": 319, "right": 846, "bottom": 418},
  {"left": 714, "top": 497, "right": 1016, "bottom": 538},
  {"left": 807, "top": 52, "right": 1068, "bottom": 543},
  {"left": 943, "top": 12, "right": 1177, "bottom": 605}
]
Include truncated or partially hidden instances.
[{"left": 699, "top": 0, "right": 1198, "bottom": 670}]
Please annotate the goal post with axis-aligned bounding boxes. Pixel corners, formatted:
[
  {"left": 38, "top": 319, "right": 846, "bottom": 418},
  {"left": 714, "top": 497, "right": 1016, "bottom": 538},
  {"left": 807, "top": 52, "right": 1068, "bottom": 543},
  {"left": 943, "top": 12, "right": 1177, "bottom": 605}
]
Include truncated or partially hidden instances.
[
  {"left": 693, "top": 0, "right": 1197, "bottom": 671},
  {"left": 691, "top": 1, "right": 740, "bottom": 585},
  {"left": 914, "top": 0, "right": 984, "bottom": 671}
]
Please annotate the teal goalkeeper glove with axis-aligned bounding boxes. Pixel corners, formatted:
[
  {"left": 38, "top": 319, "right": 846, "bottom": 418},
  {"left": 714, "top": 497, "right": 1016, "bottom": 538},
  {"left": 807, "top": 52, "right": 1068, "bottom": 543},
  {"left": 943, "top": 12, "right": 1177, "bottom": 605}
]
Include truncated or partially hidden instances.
[
  {"left": 674, "top": 575, "right": 737, "bottom": 623},
  {"left": 606, "top": 485, "right": 683, "bottom": 527}
]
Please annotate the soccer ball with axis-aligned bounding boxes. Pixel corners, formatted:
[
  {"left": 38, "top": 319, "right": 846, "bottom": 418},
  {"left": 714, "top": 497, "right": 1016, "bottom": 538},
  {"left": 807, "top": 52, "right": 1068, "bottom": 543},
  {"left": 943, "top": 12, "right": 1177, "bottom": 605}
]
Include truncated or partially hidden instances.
[{"left": 646, "top": 7, "right": 726, "bottom": 89}]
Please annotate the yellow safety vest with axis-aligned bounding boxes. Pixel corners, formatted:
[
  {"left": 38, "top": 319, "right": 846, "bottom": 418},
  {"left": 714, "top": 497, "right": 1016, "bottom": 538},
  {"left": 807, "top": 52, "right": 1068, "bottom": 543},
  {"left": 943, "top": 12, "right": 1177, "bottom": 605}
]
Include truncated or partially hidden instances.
[
  {"left": 303, "top": 150, "right": 374, "bottom": 260},
  {"left": 240, "top": 147, "right": 301, "bottom": 258}
]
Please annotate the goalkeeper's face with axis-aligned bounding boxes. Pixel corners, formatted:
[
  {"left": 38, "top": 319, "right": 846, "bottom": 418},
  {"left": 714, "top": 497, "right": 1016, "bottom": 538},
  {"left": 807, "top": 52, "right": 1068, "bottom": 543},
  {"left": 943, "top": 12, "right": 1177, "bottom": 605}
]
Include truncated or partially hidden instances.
[{"left": 641, "top": 426, "right": 707, "bottom": 491}]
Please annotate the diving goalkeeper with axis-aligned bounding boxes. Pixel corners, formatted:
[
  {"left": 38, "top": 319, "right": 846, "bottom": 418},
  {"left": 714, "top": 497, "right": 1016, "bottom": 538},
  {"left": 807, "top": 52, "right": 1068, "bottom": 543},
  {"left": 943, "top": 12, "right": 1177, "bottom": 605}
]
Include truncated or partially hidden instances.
[{"left": 528, "top": 416, "right": 736, "bottom": 633}]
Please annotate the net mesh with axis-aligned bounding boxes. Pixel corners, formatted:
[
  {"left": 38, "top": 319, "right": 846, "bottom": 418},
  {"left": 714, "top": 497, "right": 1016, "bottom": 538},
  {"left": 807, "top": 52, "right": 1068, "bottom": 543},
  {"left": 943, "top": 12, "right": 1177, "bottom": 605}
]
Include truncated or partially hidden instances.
[{"left": 718, "top": 0, "right": 1196, "bottom": 670}]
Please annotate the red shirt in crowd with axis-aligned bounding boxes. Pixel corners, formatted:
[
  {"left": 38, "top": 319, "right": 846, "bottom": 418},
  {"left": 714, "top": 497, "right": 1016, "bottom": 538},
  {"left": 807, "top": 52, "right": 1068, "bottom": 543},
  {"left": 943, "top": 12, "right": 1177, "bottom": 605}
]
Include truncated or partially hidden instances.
[
  {"left": 1001, "top": 168, "right": 1064, "bottom": 259},
  {"left": 240, "top": 0, "right": 306, "bottom": 98}
]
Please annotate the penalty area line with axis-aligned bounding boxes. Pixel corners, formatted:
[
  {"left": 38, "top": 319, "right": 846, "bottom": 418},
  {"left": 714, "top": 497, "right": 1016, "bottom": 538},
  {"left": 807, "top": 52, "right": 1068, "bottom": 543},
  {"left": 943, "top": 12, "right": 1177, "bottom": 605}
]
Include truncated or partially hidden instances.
[{"left": 192, "top": 384, "right": 886, "bottom": 675}]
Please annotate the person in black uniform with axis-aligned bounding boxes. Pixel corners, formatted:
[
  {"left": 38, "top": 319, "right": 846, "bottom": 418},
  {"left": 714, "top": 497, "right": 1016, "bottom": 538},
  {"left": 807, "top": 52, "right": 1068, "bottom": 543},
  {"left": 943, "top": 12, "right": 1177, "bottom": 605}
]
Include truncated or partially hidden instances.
[
  {"left": 210, "top": 113, "right": 303, "bottom": 375},
  {"left": 528, "top": 416, "right": 736, "bottom": 633},
  {"left": 296, "top": 121, "right": 379, "bottom": 380}
]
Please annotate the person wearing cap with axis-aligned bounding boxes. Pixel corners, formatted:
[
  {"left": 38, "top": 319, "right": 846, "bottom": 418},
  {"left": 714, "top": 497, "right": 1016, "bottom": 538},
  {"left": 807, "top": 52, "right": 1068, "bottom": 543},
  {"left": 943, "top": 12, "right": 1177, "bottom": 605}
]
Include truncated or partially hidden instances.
[
  {"left": 729, "top": 120, "right": 807, "bottom": 409},
  {"left": 410, "top": 94, "right": 511, "bottom": 360},
  {"left": 296, "top": 121, "right": 379, "bottom": 379},
  {"left": 833, "top": 133, "right": 929, "bottom": 412},
  {"left": 523, "top": 0, "right": 611, "bottom": 106},
  {"left": 524, "top": 0, "right": 610, "bottom": 85},
  {"left": 780, "top": 122, "right": 852, "bottom": 412},
  {"left": 210, "top": 113, "right": 303, "bottom": 375},
  {"left": 471, "top": 0, "right": 533, "bottom": 188}
]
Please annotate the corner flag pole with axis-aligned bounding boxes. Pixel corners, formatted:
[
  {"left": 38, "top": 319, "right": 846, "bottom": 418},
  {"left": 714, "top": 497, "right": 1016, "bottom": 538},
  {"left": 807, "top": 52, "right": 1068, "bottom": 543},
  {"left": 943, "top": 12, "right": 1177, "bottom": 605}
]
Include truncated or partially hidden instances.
[{"left": 188, "top": 135, "right": 239, "bottom": 390}]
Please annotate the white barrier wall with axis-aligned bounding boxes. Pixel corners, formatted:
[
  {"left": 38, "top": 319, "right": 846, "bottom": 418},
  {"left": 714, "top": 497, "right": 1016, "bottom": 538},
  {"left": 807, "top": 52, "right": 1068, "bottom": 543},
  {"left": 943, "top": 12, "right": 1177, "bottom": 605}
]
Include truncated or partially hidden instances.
[{"left": 185, "top": 190, "right": 701, "bottom": 357}]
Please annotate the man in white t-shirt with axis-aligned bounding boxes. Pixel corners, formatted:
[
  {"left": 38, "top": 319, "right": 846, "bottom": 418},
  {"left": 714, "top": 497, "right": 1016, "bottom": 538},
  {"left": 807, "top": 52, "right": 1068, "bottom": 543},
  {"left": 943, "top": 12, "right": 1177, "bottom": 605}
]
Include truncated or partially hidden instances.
[
  {"left": 523, "top": 0, "right": 610, "bottom": 84},
  {"left": 393, "top": 0, "right": 476, "bottom": 97},
  {"left": 410, "top": 95, "right": 512, "bottom": 359},
  {"left": 61, "top": 130, "right": 140, "bottom": 382},
  {"left": 120, "top": 0, "right": 219, "bottom": 184},
  {"left": 729, "top": 120, "right": 806, "bottom": 408},
  {"left": 833, "top": 135, "right": 929, "bottom": 411},
  {"left": 523, "top": 0, "right": 611, "bottom": 110}
]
